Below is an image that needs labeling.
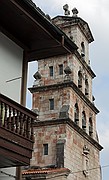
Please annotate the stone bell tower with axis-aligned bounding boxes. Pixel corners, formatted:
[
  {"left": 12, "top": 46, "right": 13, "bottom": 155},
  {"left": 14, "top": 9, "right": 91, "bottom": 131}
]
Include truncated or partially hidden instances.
[{"left": 26, "top": 5, "right": 103, "bottom": 180}]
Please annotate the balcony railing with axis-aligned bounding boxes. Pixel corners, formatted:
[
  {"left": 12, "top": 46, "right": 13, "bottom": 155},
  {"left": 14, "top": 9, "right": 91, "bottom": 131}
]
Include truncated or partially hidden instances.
[
  {"left": 0, "top": 93, "right": 37, "bottom": 167},
  {"left": 0, "top": 93, "right": 36, "bottom": 140}
]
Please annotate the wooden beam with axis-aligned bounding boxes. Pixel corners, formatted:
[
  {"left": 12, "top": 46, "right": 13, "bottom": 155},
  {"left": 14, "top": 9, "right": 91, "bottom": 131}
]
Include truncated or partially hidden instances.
[{"left": 20, "top": 51, "right": 28, "bottom": 106}]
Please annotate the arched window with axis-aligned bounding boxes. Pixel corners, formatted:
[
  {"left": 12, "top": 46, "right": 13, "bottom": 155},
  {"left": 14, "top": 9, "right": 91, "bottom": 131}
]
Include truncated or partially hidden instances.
[
  {"left": 89, "top": 117, "right": 93, "bottom": 136},
  {"left": 81, "top": 42, "right": 85, "bottom": 58},
  {"left": 85, "top": 78, "right": 89, "bottom": 96},
  {"left": 78, "top": 70, "right": 82, "bottom": 88},
  {"left": 74, "top": 103, "right": 79, "bottom": 125},
  {"left": 82, "top": 111, "right": 86, "bottom": 131}
]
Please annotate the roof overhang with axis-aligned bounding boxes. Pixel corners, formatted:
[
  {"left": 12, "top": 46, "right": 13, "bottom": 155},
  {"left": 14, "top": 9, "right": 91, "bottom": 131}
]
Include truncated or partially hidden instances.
[{"left": 0, "top": 0, "right": 77, "bottom": 61}]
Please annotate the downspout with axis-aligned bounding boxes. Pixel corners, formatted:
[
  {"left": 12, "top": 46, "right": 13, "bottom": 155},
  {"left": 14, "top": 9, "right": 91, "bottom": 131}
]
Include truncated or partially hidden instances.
[{"left": 61, "top": 35, "right": 73, "bottom": 54}]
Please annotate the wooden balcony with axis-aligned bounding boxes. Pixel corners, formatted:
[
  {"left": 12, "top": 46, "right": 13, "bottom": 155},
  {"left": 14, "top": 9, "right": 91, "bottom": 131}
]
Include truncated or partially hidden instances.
[{"left": 0, "top": 93, "right": 36, "bottom": 168}]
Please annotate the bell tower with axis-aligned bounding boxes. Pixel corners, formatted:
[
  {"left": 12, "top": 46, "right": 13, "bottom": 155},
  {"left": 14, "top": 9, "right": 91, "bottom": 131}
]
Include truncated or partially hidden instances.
[{"left": 28, "top": 5, "right": 103, "bottom": 180}]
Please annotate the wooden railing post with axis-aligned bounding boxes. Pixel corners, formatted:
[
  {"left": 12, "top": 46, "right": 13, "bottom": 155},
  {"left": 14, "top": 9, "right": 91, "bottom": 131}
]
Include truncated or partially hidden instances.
[
  {"left": 23, "top": 115, "right": 27, "bottom": 137},
  {"left": 12, "top": 108, "right": 16, "bottom": 132},
  {"left": 0, "top": 93, "right": 36, "bottom": 139},
  {"left": 16, "top": 111, "right": 20, "bottom": 134},
  {"left": 27, "top": 117, "right": 31, "bottom": 139},
  {"left": 0, "top": 101, "right": 2, "bottom": 127},
  {"left": 31, "top": 118, "right": 34, "bottom": 140},
  {"left": 8, "top": 106, "right": 12, "bottom": 130},
  {"left": 4, "top": 104, "right": 8, "bottom": 128},
  {"left": 20, "top": 113, "right": 24, "bottom": 136}
]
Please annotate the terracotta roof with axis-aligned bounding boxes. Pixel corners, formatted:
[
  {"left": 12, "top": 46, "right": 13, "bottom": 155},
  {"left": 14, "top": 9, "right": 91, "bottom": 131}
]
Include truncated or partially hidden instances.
[{"left": 22, "top": 168, "right": 70, "bottom": 175}]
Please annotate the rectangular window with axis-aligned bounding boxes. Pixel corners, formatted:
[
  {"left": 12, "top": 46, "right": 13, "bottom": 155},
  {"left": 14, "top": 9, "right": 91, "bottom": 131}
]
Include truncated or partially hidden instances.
[
  {"left": 59, "top": 64, "right": 63, "bottom": 75},
  {"left": 49, "top": 66, "right": 53, "bottom": 76},
  {"left": 49, "top": 99, "right": 54, "bottom": 110},
  {"left": 43, "top": 144, "right": 48, "bottom": 155}
]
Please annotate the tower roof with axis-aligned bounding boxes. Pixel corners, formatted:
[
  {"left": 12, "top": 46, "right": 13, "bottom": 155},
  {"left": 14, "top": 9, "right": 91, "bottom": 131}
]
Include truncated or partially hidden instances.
[{"left": 52, "top": 15, "right": 94, "bottom": 43}]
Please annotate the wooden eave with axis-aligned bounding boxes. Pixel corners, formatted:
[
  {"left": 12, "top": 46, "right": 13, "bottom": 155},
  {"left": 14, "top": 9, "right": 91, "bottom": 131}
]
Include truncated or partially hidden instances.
[{"left": 0, "top": 0, "right": 77, "bottom": 61}]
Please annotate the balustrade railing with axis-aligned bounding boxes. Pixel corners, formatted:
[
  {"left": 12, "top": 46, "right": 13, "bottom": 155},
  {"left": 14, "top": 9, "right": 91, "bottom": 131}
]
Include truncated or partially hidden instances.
[{"left": 0, "top": 93, "right": 36, "bottom": 141}]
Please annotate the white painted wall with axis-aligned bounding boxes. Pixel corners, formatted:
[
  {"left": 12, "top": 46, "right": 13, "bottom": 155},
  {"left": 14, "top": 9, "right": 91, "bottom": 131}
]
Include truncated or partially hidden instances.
[
  {"left": 0, "top": 32, "right": 23, "bottom": 102},
  {"left": 0, "top": 168, "right": 16, "bottom": 180},
  {"left": 0, "top": 32, "right": 23, "bottom": 179}
]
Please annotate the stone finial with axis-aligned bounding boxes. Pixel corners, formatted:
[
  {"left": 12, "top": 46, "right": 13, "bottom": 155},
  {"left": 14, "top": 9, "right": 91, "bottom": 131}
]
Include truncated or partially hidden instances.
[
  {"left": 63, "top": 4, "right": 70, "bottom": 16},
  {"left": 92, "top": 95, "right": 95, "bottom": 101},
  {"left": 64, "top": 66, "right": 72, "bottom": 75},
  {"left": 72, "top": 7, "right": 79, "bottom": 17},
  {"left": 45, "top": 14, "right": 51, "bottom": 21},
  {"left": 33, "top": 71, "right": 41, "bottom": 80}
]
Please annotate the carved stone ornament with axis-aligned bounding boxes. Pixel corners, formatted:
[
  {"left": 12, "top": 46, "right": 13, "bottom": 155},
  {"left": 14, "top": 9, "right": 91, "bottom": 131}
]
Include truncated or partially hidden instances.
[
  {"left": 83, "top": 145, "right": 90, "bottom": 155},
  {"left": 72, "top": 8, "right": 79, "bottom": 17}
]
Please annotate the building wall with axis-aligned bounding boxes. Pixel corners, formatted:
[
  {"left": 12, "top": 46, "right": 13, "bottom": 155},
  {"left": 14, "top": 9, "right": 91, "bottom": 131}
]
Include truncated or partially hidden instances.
[
  {"left": 0, "top": 32, "right": 23, "bottom": 180},
  {"left": 31, "top": 123, "right": 101, "bottom": 180},
  {"left": 31, "top": 124, "right": 66, "bottom": 167},
  {"left": 0, "top": 168, "right": 16, "bottom": 180},
  {"left": 0, "top": 32, "right": 23, "bottom": 102},
  {"left": 33, "top": 85, "right": 96, "bottom": 140},
  {"left": 65, "top": 125, "right": 101, "bottom": 180},
  {"left": 33, "top": 87, "right": 71, "bottom": 121},
  {"left": 37, "top": 53, "right": 92, "bottom": 102}
]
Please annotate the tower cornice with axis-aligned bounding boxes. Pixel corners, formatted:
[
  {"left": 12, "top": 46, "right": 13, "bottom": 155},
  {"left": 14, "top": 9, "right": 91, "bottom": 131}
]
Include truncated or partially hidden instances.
[
  {"left": 29, "top": 81, "right": 99, "bottom": 114},
  {"left": 52, "top": 16, "right": 94, "bottom": 43},
  {"left": 33, "top": 118, "right": 103, "bottom": 151}
]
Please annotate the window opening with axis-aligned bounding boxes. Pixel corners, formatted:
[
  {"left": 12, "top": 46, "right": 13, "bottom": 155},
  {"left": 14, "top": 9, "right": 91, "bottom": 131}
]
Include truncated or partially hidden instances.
[
  {"left": 81, "top": 42, "right": 85, "bottom": 59},
  {"left": 49, "top": 66, "right": 53, "bottom": 76},
  {"left": 74, "top": 103, "right": 79, "bottom": 125},
  {"left": 78, "top": 70, "right": 82, "bottom": 88},
  {"left": 49, "top": 99, "right": 54, "bottom": 110},
  {"left": 59, "top": 64, "right": 63, "bottom": 75},
  {"left": 82, "top": 111, "right": 86, "bottom": 131},
  {"left": 43, "top": 144, "right": 48, "bottom": 155},
  {"left": 85, "top": 79, "right": 89, "bottom": 96},
  {"left": 89, "top": 117, "right": 93, "bottom": 136}
]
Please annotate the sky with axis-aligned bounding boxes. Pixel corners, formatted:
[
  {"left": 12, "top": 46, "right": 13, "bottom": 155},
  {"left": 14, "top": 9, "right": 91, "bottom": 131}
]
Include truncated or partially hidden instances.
[{"left": 26, "top": 1, "right": 109, "bottom": 179}]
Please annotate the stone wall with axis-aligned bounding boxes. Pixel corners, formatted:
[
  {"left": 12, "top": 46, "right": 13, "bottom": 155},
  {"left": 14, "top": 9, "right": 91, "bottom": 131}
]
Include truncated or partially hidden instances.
[
  {"left": 30, "top": 121, "right": 101, "bottom": 180},
  {"left": 36, "top": 52, "right": 93, "bottom": 102},
  {"left": 65, "top": 124, "right": 101, "bottom": 180},
  {"left": 31, "top": 124, "right": 66, "bottom": 167},
  {"left": 52, "top": 17, "right": 90, "bottom": 65},
  {"left": 32, "top": 85, "right": 97, "bottom": 140}
]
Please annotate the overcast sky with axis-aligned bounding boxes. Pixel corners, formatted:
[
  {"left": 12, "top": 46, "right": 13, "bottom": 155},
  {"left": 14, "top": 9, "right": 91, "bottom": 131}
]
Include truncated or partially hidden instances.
[{"left": 27, "top": 1, "right": 109, "bottom": 179}]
